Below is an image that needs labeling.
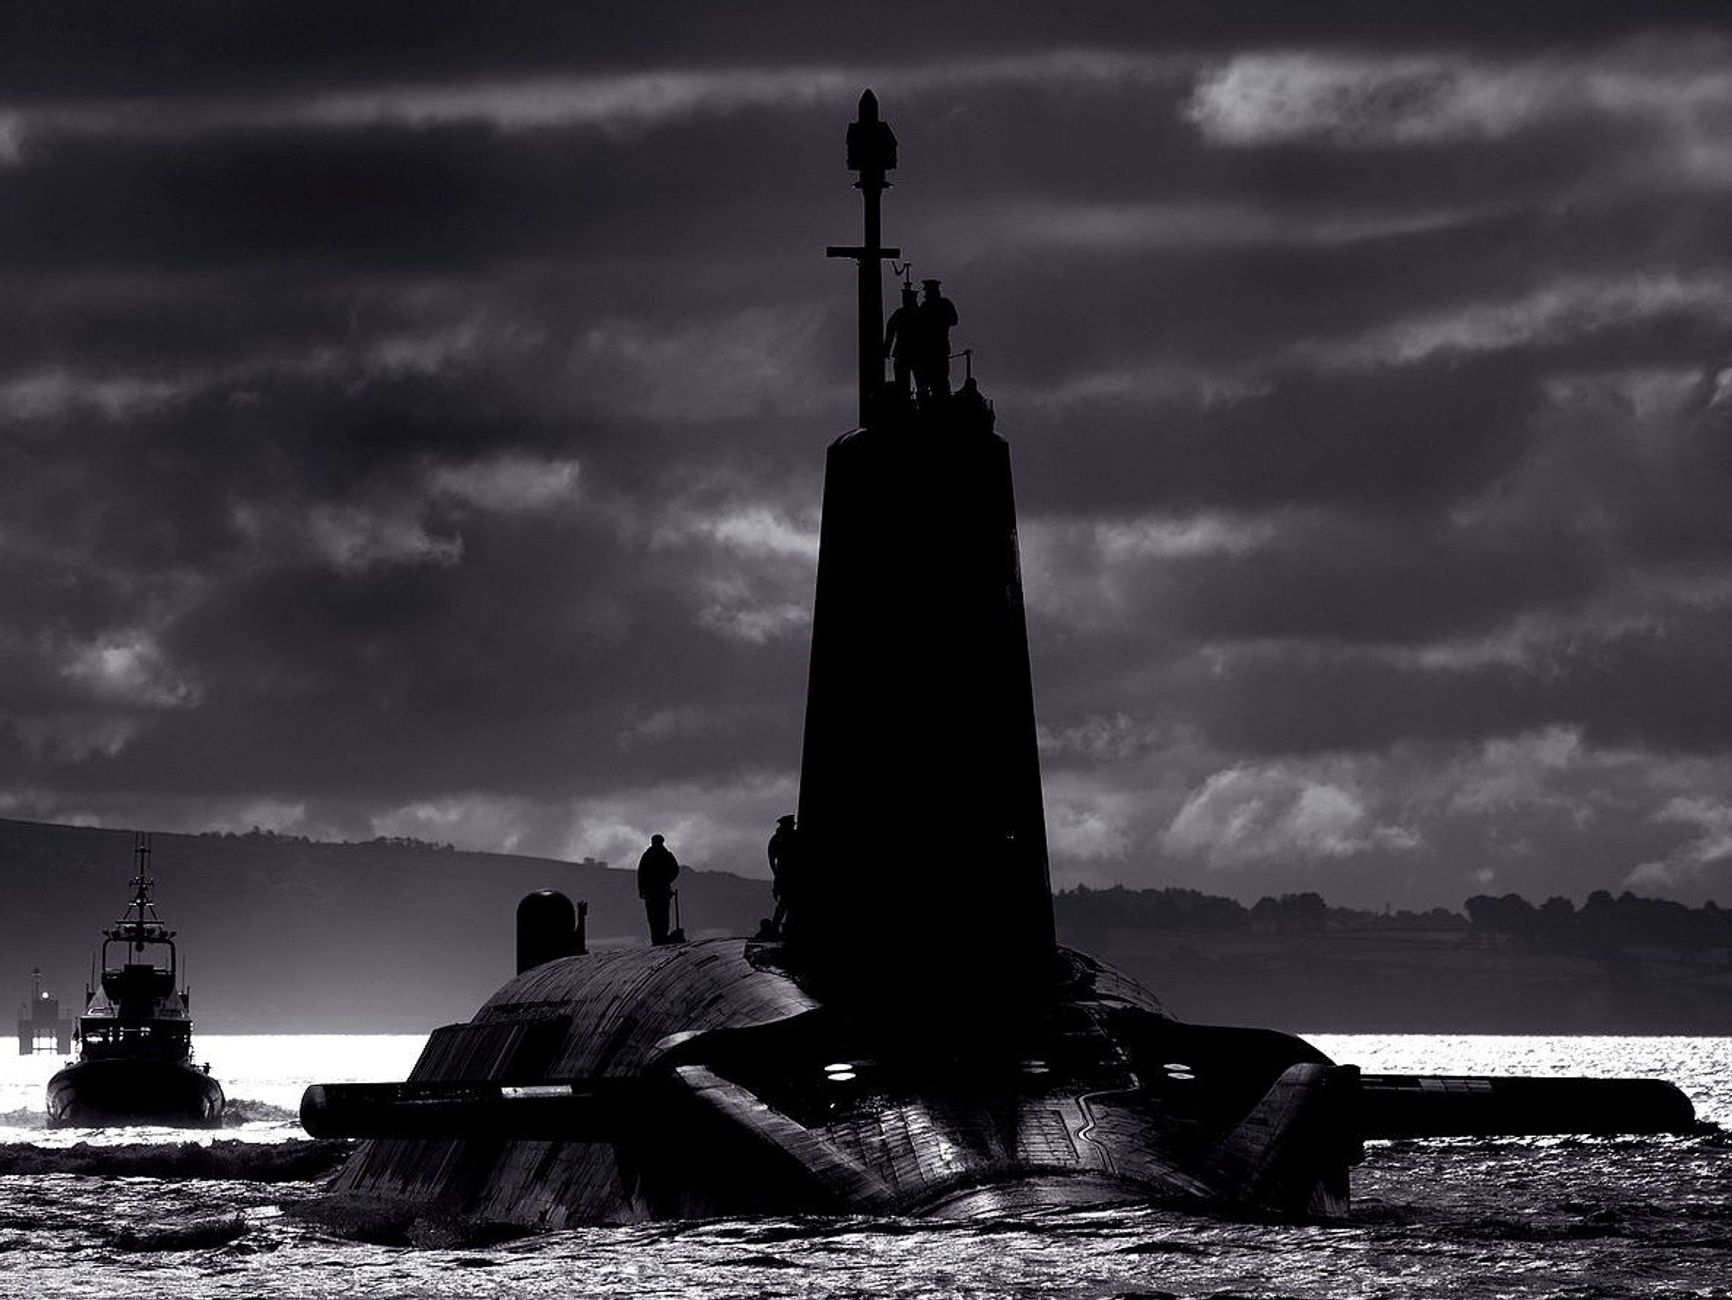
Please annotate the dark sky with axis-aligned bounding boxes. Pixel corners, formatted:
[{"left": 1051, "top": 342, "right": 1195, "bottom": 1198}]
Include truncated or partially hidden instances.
[{"left": 5, "top": 2, "right": 1732, "bottom": 908}]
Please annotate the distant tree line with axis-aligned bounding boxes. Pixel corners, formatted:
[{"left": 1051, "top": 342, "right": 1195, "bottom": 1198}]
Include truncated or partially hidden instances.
[
  {"left": 1055, "top": 884, "right": 1467, "bottom": 937},
  {"left": 1053, "top": 885, "right": 1256, "bottom": 934},
  {"left": 1055, "top": 883, "right": 1732, "bottom": 959},
  {"left": 196, "top": 827, "right": 457, "bottom": 852},
  {"left": 1464, "top": 890, "right": 1732, "bottom": 957}
]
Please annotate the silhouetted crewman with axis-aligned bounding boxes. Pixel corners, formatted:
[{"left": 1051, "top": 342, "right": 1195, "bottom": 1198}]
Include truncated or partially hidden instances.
[
  {"left": 637, "top": 834, "right": 680, "bottom": 945},
  {"left": 767, "top": 814, "right": 802, "bottom": 937},
  {"left": 883, "top": 285, "right": 923, "bottom": 401},
  {"left": 914, "top": 278, "right": 958, "bottom": 404}
]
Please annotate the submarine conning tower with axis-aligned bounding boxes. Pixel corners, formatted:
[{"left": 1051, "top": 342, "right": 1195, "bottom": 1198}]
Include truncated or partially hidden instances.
[{"left": 792, "top": 91, "right": 1056, "bottom": 1017}]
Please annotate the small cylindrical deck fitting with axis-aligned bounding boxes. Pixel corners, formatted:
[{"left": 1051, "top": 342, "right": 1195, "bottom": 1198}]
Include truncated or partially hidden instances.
[{"left": 516, "top": 890, "right": 583, "bottom": 974}]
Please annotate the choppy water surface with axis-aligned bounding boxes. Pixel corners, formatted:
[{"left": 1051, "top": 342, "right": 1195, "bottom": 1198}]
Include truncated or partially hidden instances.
[{"left": 1, "top": 1034, "right": 1728, "bottom": 1299}]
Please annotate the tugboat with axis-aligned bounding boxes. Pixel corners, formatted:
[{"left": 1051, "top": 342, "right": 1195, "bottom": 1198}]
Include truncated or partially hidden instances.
[{"left": 47, "top": 834, "right": 225, "bottom": 1128}]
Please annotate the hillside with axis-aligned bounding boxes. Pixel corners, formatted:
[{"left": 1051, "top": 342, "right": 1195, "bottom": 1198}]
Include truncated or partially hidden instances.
[
  {"left": 8, "top": 817, "right": 1731, "bottom": 1035},
  {"left": 1057, "top": 886, "right": 1732, "bottom": 1034},
  {"left": 2, "top": 818, "right": 769, "bottom": 1032}
]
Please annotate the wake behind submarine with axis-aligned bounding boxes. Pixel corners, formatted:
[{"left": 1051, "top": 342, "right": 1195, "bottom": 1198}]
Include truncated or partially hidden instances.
[{"left": 302, "top": 91, "right": 1696, "bottom": 1228}]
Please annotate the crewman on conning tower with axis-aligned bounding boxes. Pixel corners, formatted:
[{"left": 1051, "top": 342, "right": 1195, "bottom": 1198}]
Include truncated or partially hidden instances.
[
  {"left": 884, "top": 283, "right": 923, "bottom": 401},
  {"left": 914, "top": 278, "right": 958, "bottom": 403}
]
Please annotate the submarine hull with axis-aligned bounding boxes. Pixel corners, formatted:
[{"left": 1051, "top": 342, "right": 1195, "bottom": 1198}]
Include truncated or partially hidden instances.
[
  {"left": 320, "top": 938, "right": 1352, "bottom": 1231},
  {"left": 47, "top": 1058, "right": 226, "bottom": 1128}
]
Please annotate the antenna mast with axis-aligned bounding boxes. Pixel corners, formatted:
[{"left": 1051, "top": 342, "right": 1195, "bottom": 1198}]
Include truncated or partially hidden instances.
[{"left": 826, "top": 89, "right": 901, "bottom": 426}]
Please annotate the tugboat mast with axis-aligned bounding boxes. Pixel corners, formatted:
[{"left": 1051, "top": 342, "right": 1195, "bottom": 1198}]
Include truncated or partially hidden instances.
[
  {"left": 113, "top": 834, "right": 173, "bottom": 950},
  {"left": 826, "top": 89, "right": 900, "bottom": 426}
]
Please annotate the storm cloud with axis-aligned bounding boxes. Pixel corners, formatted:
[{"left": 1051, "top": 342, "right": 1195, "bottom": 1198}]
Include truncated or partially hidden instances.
[{"left": 6, "top": 2, "right": 1732, "bottom": 907}]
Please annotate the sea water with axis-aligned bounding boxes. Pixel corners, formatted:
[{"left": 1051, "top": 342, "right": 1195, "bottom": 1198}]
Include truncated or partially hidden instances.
[{"left": 1, "top": 1034, "right": 1729, "bottom": 1299}]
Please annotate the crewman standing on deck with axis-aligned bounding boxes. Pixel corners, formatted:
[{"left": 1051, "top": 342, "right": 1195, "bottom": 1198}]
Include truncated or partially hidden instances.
[
  {"left": 637, "top": 834, "right": 680, "bottom": 945},
  {"left": 767, "top": 814, "right": 802, "bottom": 937}
]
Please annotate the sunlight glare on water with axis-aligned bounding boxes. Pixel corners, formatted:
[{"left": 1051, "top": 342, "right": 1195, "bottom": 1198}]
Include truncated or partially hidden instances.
[
  {"left": 0, "top": 1034, "right": 1727, "bottom": 1299},
  {"left": 0, "top": 1034, "right": 425, "bottom": 1145},
  {"left": 1305, "top": 1033, "right": 1732, "bottom": 1126}
]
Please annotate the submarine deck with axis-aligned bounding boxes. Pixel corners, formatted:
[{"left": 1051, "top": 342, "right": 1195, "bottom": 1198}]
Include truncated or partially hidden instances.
[{"left": 325, "top": 939, "right": 1342, "bottom": 1229}]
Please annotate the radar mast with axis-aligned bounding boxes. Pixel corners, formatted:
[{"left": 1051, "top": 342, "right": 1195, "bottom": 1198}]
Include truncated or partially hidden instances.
[{"left": 826, "top": 89, "right": 900, "bottom": 426}]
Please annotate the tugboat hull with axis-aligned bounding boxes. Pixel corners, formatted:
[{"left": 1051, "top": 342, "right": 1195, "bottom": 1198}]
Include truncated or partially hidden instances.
[{"left": 47, "top": 1059, "right": 226, "bottom": 1128}]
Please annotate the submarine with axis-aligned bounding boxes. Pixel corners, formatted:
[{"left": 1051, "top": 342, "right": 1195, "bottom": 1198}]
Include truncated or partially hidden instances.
[{"left": 302, "top": 91, "right": 1697, "bottom": 1229}]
